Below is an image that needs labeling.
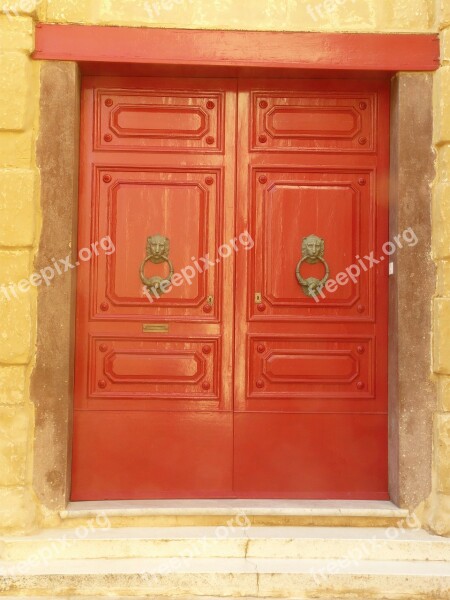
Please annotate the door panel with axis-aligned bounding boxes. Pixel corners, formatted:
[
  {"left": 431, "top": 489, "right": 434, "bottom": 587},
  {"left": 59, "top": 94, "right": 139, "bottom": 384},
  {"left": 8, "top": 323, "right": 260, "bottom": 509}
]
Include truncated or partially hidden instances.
[
  {"left": 106, "top": 170, "right": 216, "bottom": 311},
  {"left": 85, "top": 335, "right": 222, "bottom": 410},
  {"left": 251, "top": 90, "right": 376, "bottom": 153},
  {"left": 73, "top": 411, "right": 233, "bottom": 500},
  {"left": 96, "top": 88, "right": 224, "bottom": 153},
  {"left": 72, "top": 78, "right": 236, "bottom": 500},
  {"left": 247, "top": 335, "right": 375, "bottom": 404},
  {"left": 248, "top": 169, "right": 376, "bottom": 320},
  {"left": 73, "top": 76, "right": 389, "bottom": 500},
  {"left": 234, "top": 413, "right": 388, "bottom": 498},
  {"left": 93, "top": 167, "right": 222, "bottom": 319},
  {"left": 234, "top": 79, "right": 389, "bottom": 498}
]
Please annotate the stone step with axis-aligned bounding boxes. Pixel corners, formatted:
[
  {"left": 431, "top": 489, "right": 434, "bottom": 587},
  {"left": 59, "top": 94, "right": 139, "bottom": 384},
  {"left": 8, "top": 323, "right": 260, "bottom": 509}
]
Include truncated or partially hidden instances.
[
  {"left": 57, "top": 499, "right": 410, "bottom": 529},
  {"left": 1, "top": 527, "right": 449, "bottom": 562},
  {"left": 0, "top": 556, "right": 449, "bottom": 598}
]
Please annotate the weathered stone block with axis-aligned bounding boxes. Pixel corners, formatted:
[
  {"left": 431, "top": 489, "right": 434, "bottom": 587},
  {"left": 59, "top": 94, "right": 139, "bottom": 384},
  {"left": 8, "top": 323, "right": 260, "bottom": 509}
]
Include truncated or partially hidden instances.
[
  {"left": 434, "top": 67, "right": 450, "bottom": 145},
  {"left": 377, "top": 0, "right": 434, "bottom": 32},
  {"left": 0, "top": 405, "right": 31, "bottom": 485},
  {"left": 434, "top": 298, "right": 450, "bottom": 374},
  {"left": 438, "top": 376, "right": 450, "bottom": 411},
  {"left": 0, "top": 250, "right": 31, "bottom": 283},
  {"left": 0, "top": 365, "right": 26, "bottom": 405},
  {"left": 0, "top": 131, "right": 34, "bottom": 168},
  {"left": 1, "top": 0, "right": 44, "bottom": 20},
  {"left": 441, "top": 0, "right": 450, "bottom": 28},
  {"left": 0, "top": 486, "right": 37, "bottom": 531},
  {"left": 0, "top": 290, "right": 33, "bottom": 364},
  {"left": 433, "top": 182, "right": 450, "bottom": 260},
  {"left": 0, "top": 15, "right": 33, "bottom": 52},
  {"left": 442, "top": 27, "right": 450, "bottom": 63},
  {"left": 437, "top": 144, "right": 450, "bottom": 182},
  {"left": 288, "top": 0, "right": 376, "bottom": 31},
  {"left": 0, "top": 52, "right": 32, "bottom": 131},
  {"left": 0, "top": 251, "right": 32, "bottom": 363},
  {"left": 0, "top": 169, "right": 37, "bottom": 246},
  {"left": 436, "top": 413, "right": 450, "bottom": 494},
  {"left": 437, "top": 259, "right": 450, "bottom": 296}
]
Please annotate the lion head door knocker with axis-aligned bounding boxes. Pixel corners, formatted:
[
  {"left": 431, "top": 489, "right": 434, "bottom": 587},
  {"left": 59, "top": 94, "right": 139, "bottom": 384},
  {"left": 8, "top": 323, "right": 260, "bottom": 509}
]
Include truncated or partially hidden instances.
[
  {"left": 140, "top": 234, "right": 174, "bottom": 295},
  {"left": 295, "top": 234, "right": 330, "bottom": 298}
]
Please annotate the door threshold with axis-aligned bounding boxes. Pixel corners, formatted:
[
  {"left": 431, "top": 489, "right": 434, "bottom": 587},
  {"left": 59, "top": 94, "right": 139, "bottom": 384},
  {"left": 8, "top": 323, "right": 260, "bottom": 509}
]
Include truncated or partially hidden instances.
[{"left": 57, "top": 500, "right": 410, "bottom": 529}]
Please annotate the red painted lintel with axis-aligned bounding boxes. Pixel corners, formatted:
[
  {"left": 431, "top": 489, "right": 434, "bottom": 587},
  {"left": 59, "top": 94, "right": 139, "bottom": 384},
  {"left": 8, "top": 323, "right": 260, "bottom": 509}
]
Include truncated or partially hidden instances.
[{"left": 33, "top": 24, "right": 440, "bottom": 72}]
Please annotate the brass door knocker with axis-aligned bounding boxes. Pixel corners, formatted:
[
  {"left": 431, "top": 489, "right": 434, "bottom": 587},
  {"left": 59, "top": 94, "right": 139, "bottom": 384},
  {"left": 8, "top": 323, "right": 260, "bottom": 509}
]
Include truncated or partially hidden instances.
[
  {"left": 296, "top": 234, "right": 330, "bottom": 298},
  {"left": 140, "top": 234, "right": 174, "bottom": 295}
]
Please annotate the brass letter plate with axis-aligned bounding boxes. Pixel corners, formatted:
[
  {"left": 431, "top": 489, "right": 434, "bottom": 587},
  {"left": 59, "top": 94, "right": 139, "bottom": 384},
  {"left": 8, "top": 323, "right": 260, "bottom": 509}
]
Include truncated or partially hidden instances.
[{"left": 143, "top": 324, "right": 169, "bottom": 333}]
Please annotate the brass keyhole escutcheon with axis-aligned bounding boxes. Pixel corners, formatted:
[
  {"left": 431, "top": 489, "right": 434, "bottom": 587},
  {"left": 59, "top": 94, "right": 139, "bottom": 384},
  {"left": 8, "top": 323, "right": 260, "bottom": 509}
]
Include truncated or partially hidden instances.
[
  {"left": 296, "top": 234, "right": 330, "bottom": 298},
  {"left": 140, "top": 234, "right": 174, "bottom": 296}
]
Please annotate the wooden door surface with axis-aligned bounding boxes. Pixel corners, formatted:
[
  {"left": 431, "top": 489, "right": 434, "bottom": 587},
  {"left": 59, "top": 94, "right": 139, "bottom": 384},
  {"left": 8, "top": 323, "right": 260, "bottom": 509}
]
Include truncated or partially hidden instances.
[
  {"left": 234, "top": 79, "right": 389, "bottom": 499},
  {"left": 72, "top": 77, "right": 237, "bottom": 499},
  {"left": 72, "top": 76, "right": 389, "bottom": 500}
]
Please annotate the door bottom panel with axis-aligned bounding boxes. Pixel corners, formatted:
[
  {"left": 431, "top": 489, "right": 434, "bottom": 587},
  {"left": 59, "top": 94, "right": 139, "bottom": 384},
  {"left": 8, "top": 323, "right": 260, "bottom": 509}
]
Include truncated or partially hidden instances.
[
  {"left": 233, "top": 413, "right": 389, "bottom": 499},
  {"left": 71, "top": 411, "right": 233, "bottom": 500},
  {"left": 73, "top": 411, "right": 388, "bottom": 500}
]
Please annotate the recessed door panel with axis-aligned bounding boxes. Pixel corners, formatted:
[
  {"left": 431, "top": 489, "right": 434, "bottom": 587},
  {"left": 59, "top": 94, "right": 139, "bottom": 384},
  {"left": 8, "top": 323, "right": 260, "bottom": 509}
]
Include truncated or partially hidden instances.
[
  {"left": 92, "top": 167, "right": 222, "bottom": 319},
  {"left": 248, "top": 169, "right": 375, "bottom": 321},
  {"left": 96, "top": 88, "right": 224, "bottom": 152},
  {"left": 251, "top": 90, "right": 375, "bottom": 152},
  {"left": 83, "top": 335, "right": 222, "bottom": 411},
  {"left": 246, "top": 335, "right": 375, "bottom": 412}
]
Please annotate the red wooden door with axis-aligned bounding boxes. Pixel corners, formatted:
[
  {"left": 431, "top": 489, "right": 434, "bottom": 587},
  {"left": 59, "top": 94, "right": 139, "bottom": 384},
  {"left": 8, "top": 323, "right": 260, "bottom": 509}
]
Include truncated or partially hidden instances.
[
  {"left": 72, "top": 77, "right": 237, "bottom": 499},
  {"left": 234, "top": 79, "right": 389, "bottom": 499},
  {"left": 72, "top": 76, "right": 389, "bottom": 500}
]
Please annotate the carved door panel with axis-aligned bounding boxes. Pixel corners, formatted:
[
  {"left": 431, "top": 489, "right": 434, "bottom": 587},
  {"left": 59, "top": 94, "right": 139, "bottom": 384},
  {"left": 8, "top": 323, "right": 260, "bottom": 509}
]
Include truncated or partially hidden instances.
[
  {"left": 234, "top": 79, "right": 390, "bottom": 498},
  {"left": 72, "top": 78, "right": 236, "bottom": 499}
]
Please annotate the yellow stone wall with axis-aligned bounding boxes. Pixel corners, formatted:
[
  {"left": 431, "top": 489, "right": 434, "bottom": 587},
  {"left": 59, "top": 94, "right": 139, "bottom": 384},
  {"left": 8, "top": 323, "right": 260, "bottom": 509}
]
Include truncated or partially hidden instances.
[
  {"left": 41, "top": 0, "right": 436, "bottom": 32},
  {"left": 0, "top": 0, "right": 448, "bottom": 533},
  {"left": 0, "top": 11, "right": 40, "bottom": 532},
  {"left": 423, "top": 0, "right": 450, "bottom": 535}
]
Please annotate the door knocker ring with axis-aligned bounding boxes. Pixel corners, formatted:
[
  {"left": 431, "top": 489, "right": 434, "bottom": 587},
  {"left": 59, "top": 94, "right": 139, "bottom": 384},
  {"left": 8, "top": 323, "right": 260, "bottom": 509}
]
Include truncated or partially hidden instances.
[
  {"left": 296, "top": 235, "right": 330, "bottom": 298},
  {"left": 140, "top": 234, "right": 174, "bottom": 295}
]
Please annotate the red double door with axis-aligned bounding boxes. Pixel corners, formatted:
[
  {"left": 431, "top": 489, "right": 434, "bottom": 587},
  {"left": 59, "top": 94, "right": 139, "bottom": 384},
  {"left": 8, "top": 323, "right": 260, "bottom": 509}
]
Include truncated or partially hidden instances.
[{"left": 72, "top": 77, "right": 389, "bottom": 500}]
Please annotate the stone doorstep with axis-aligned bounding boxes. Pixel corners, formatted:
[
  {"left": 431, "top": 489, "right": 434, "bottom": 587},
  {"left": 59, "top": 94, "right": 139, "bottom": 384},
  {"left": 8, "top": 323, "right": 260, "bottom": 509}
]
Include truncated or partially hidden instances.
[
  {"left": 1, "top": 527, "right": 450, "bottom": 562},
  {"left": 62, "top": 499, "right": 408, "bottom": 518},
  {"left": 0, "top": 558, "right": 449, "bottom": 599},
  {"left": 55, "top": 499, "right": 410, "bottom": 528}
]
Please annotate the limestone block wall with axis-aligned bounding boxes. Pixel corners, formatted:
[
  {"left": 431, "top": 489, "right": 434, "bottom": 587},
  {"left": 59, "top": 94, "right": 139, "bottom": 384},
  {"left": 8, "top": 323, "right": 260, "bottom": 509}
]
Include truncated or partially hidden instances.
[
  {"left": 42, "top": 0, "right": 435, "bottom": 32},
  {"left": 0, "top": 11, "right": 40, "bottom": 531},
  {"left": 422, "top": 0, "right": 450, "bottom": 536}
]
